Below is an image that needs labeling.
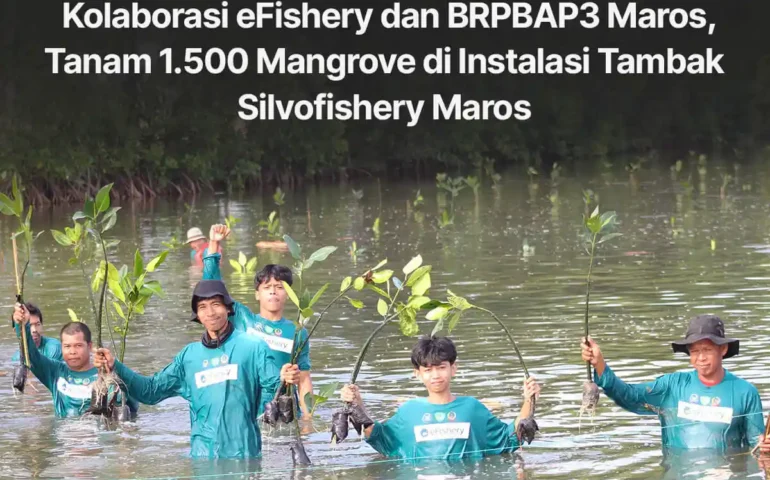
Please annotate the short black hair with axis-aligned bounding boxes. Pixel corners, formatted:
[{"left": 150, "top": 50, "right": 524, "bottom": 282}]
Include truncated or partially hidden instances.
[
  {"left": 254, "top": 264, "right": 293, "bottom": 289},
  {"left": 60, "top": 322, "right": 92, "bottom": 343},
  {"left": 411, "top": 336, "right": 458, "bottom": 369},
  {"left": 25, "top": 303, "right": 42, "bottom": 324}
]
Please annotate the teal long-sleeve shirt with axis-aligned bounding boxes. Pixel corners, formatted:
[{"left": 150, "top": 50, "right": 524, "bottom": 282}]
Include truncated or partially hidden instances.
[
  {"left": 17, "top": 323, "right": 136, "bottom": 417},
  {"left": 366, "top": 396, "right": 521, "bottom": 461},
  {"left": 112, "top": 329, "right": 280, "bottom": 458},
  {"left": 12, "top": 323, "right": 62, "bottom": 363},
  {"left": 596, "top": 364, "right": 764, "bottom": 450},
  {"left": 202, "top": 252, "right": 311, "bottom": 371}
]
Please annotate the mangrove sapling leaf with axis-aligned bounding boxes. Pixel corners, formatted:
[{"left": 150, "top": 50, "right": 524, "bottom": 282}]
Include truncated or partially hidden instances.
[
  {"left": 377, "top": 299, "right": 388, "bottom": 316},
  {"left": 283, "top": 281, "right": 302, "bottom": 309},
  {"left": 367, "top": 284, "right": 390, "bottom": 300},
  {"left": 284, "top": 234, "right": 302, "bottom": 260},
  {"left": 371, "top": 269, "right": 393, "bottom": 284},
  {"left": 309, "top": 284, "right": 330, "bottom": 308},
  {"left": 348, "top": 298, "right": 364, "bottom": 309},
  {"left": 353, "top": 277, "right": 365, "bottom": 291},
  {"left": 579, "top": 205, "right": 621, "bottom": 427},
  {"left": 402, "top": 255, "right": 423, "bottom": 275},
  {"left": 340, "top": 276, "right": 352, "bottom": 292}
]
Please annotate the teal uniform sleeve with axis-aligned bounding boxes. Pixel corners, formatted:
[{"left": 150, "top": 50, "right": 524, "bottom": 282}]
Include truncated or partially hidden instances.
[
  {"left": 202, "top": 252, "right": 223, "bottom": 281},
  {"left": 745, "top": 387, "right": 764, "bottom": 447},
  {"left": 595, "top": 364, "right": 671, "bottom": 415},
  {"left": 296, "top": 328, "right": 311, "bottom": 371},
  {"left": 45, "top": 338, "right": 63, "bottom": 362},
  {"left": 481, "top": 404, "right": 520, "bottom": 455},
  {"left": 256, "top": 343, "right": 280, "bottom": 415},
  {"left": 21, "top": 323, "right": 59, "bottom": 391},
  {"left": 113, "top": 354, "right": 187, "bottom": 405},
  {"left": 11, "top": 350, "right": 20, "bottom": 362},
  {"left": 367, "top": 410, "right": 404, "bottom": 457}
]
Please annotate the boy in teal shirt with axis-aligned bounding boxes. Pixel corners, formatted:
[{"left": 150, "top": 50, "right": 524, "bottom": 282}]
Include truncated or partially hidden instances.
[
  {"left": 94, "top": 280, "right": 301, "bottom": 459},
  {"left": 340, "top": 335, "right": 541, "bottom": 461},
  {"left": 582, "top": 314, "right": 765, "bottom": 452},
  {"left": 12, "top": 303, "right": 62, "bottom": 363},
  {"left": 203, "top": 224, "right": 313, "bottom": 416},
  {"left": 13, "top": 303, "right": 135, "bottom": 418}
]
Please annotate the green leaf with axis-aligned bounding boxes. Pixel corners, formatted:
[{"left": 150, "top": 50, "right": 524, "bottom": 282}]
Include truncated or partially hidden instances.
[
  {"left": 447, "top": 311, "right": 462, "bottom": 333},
  {"left": 301, "top": 307, "right": 314, "bottom": 320},
  {"left": 392, "top": 276, "right": 403, "bottom": 290},
  {"left": 426, "top": 306, "right": 449, "bottom": 321},
  {"left": 84, "top": 198, "right": 96, "bottom": 219},
  {"left": 229, "top": 259, "right": 243, "bottom": 273},
  {"left": 371, "top": 269, "right": 393, "bottom": 284},
  {"left": 12, "top": 175, "right": 22, "bottom": 217},
  {"left": 405, "top": 266, "right": 432, "bottom": 287},
  {"left": 51, "top": 229, "right": 73, "bottom": 246},
  {"left": 309, "top": 283, "right": 329, "bottom": 307},
  {"left": 109, "top": 279, "right": 125, "bottom": 302},
  {"left": 411, "top": 272, "right": 432, "bottom": 296},
  {"left": 146, "top": 251, "right": 168, "bottom": 272},
  {"left": 447, "top": 291, "right": 471, "bottom": 311},
  {"left": 302, "top": 259, "right": 316, "bottom": 270},
  {"left": 283, "top": 235, "right": 302, "bottom": 260},
  {"left": 245, "top": 257, "right": 258, "bottom": 273},
  {"left": 141, "top": 280, "right": 164, "bottom": 297},
  {"left": 347, "top": 297, "right": 364, "bottom": 309},
  {"left": 590, "top": 206, "right": 599, "bottom": 218},
  {"left": 318, "top": 382, "right": 339, "bottom": 399},
  {"left": 353, "top": 277, "right": 365, "bottom": 291},
  {"left": 398, "top": 308, "right": 419, "bottom": 336},
  {"left": 377, "top": 298, "right": 388, "bottom": 316},
  {"left": 366, "top": 283, "right": 391, "bottom": 300},
  {"left": 406, "top": 296, "right": 431, "bottom": 309},
  {"left": 431, "top": 318, "right": 445, "bottom": 337},
  {"left": 72, "top": 211, "right": 88, "bottom": 222},
  {"left": 133, "top": 250, "right": 144, "bottom": 279},
  {"left": 309, "top": 246, "right": 337, "bottom": 263},
  {"left": 239, "top": 251, "right": 247, "bottom": 267},
  {"left": 372, "top": 259, "right": 388, "bottom": 271},
  {"left": 67, "top": 308, "right": 80, "bottom": 323},
  {"left": 113, "top": 302, "right": 126, "bottom": 320},
  {"left": 0, "top": 193, "right": 17, "bottom": 217},
  {"left": 101, "top": 209, "right": 119, "bottom": 232},
  {"left": 106, "top": 262, "right": 120, "bottom": 283},
  {"left": 304, "top": 392, "right": 316, "bottom": 413},
  {"left": 402, "top": 255, "right": 423, "bottom": 275},
  {"left": 340, "top": 276, "right": 352, "bottom": 292},
  {"left": 283, "top": 281, "right": 301, "bottom": 308},
  {"left": 94, "top": 184, "right": 113, "bottom": 214},
  {"left": 597, "top": 232, "right": 623, "bottom": 244},
  {"left": 600, "top": 211, "right": 617, "bottom": 229}
]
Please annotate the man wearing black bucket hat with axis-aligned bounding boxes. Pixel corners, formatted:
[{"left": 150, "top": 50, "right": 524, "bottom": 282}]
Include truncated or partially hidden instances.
[
  {"left": 93, "top": 280, "right": 300, "bottom": 458},
  {"left": 580, "top": 314, "right": 765, "bottom": 452}
]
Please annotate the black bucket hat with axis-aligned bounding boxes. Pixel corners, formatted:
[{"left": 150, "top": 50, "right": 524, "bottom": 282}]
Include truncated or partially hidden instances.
[
  {"left": 190, "top": 280, "right": 234, "bottom": 323},
  {"left": 671, "top": 314, "right": 739, "bottom": 359}
]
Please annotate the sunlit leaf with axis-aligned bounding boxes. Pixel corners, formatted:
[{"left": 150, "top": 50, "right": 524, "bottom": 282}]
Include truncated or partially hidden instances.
[
  {"left": 67, "top": 308, "right": 80, "bottom": 323},
  {"left": 72, "top": 211, "right": 88, "bottom": 221},
  {"left": 239, "top": 251, "right": 247, "bottom": 267},
  {"left": 246, "top": 257, "right": 258, "bottom": 273},
  {"left": 146, "top": 251, "right": 168, "bottom": 272},
  {"left": 229, "top": 259, "right": 242, "bottom": 273},
  {"left": 597, "top": 232, "right": 623, "bottom": 244},
  {"left": 318, "top": 382, "right": 339, "bottom": 399},
  {"left": 133, "top": 249, "right": 144, "bottom": 279},
  {"left": 402, "top": 255, "right": 423, "bottom": 275},
  {"left": 377, "top": 298, "right": 388, "bottom": 316},
  {"left": 367, "top": 284, "right": 390, "bottom": 300},
  {"left": 304, "top": 392, "right": 316, "bottom": 412},
  {"left": 406, "top": 296, "right": 431, "bottom": 309},
  {"left": 372, "top": 259, "right": 388, "bottom": 271},
  {"left": 371, "top": 269, "right": 393, "bottom": 284},
  {"left": 590, "top": 206, "right": 599, "bottom": 218},
  {"left": 431, "top": 318, "right": 445, "bottom": 336},
  {"left": 353, "top": 277, "right": 365, "bottom": 291},
  {"left": 301, "top": 307, "right": 314, "bottom": 320},
  {"left": 447, "top": 311, "right": 462, "bottom": 333},
  {"left": 447, "top": 291, "right": 471, "bottom": 311},
  {"left": 283, "top": 235, "right": 302, "bottom": 260},
  {"left": 398, "top": 308, "right": 419, "bottom": 337},
  {"left": 0, "top": 193, "right": 17, "bottom": 217},
  {"left": 411, "top": 272, "right": 431, "bottom": 296},
  {"left": 405, "top": 266, "right": 431, "bottom": 287},
  {"left": 347, "top": 297, "right": 364, "bottom": 309},
  {"left": 109, "top": 279, "right": 125, "bottom": 302},
  {"left": 309, "top": 283, "right": 329, "bottom": 307},
  {"left": 113, "top": 302, "right": 126, "bottom": 320},
  {"left": 94, "top": 184, "right": 113, "bottom": 214},
  {"left": 51, "top": 229, "right": 73, "bottom": 246},
  {"left": 426, "top": 306, "right": 449, "bottom": 321},
  {"left": 340, "top": 276, "right": 352, "bottom": 292},
  {"left": 309, "top": 246, "right": 337, "bottom": 263},
  {"left": 141, "top": 280, "right": 164, "bottom": 297},
  {"left": 283, "top": 281, "right": 301, "bottom": 308}
]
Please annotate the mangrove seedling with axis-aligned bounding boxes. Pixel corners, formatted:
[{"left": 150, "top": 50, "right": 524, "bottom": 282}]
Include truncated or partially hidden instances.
[
  {"left": 331, "top": 254, "right": 435, "bottom": 444},
  {"left": 258, "top": 211, "right": 281, "bottom": 239},
  {"left": 273, "top": 187, "right": 286, "bottom": 206},
  {"left": 428, "top": 290, "right": 539, "bottom": 444},
  {"left": 372, "top": 217, "right": 381, "bottom": 239},
  {"left": 1, "top": 175, "right": 44, "bottom": 393},
  {"left": 303, "top": 382, "right": 340, "bottom": 418},
  {"left": 230, "top": 251, "right": 258, "bottom": 275},
  {"left": 579, "top": 206, "right": 621, "bottom": 427}
]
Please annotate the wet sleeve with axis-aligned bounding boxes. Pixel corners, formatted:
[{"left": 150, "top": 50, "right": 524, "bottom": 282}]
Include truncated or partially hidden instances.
[
  {"left": 113, "top": 353, "right": 187, "bottom": 405},
  {"left": 481, "top": 403, "right": 520, "bottom": 455},
  {"left": 44, "top": 339, "right": 63, "bottom": 362},
  {"left": 296, "top": 328, "right": 311, "bottom": 371},
  {"left": 595, "top": 364, "right": 671, "bottom": 415},
  {"left": 367, "top": 409, "right": 404, "bottom": 457},
  {"left": 256, "top": 343, "right": 280, "bottom": 415},
  {"left": 202, "top": 252, "right": 223, "bottom": 281},
  {"left": 745, "top": 386, "right": 764, "bottom": 447},
  {"left": 21, "top": 323, "right": 58, "bottom": 391}
]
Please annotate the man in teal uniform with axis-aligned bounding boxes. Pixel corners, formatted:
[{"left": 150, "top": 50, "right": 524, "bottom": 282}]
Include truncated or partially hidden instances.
[
  {"left": 340, "top": 335, "right": 541, "bottom": 461},
  {"left": 13, "top": 304, "right": 135, "bottom": 418},
  {"left": 12, "top": 303, "right": 62, "bottom": 363},
  {"left": 203, "top": 224, "right": 313, "bottom": 417},
  {"left": 94, "top": 280, "right": 301, "bottom": 459},
  {"left": 581, "top": 314, "right": 764, "bottom": 452}
]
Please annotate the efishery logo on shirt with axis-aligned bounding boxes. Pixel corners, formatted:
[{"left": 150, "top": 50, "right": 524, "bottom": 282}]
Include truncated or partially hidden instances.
[
  {"left": 247, "top": 328, "right": 294, "bottom": 354},
  {"left": 413, "top": 423, "right": 471, "bottom": 442},
  {"left": 195, "top": 364, "right": 238, "bottom": 389},
  {"left": 57, "top": 377, "right": 92, "bottom": 400}
]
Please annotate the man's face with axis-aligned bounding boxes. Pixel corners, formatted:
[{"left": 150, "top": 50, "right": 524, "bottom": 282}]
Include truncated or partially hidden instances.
[
  {"left": 255, "top": 277, "right": 288, "bottom": 315},
  {"left": 415, "top": 361, "right": 457, "bottom": 394},
  {"left": 61, "top": 332, "right": 91, "bottom": 370},
  {"left": 29, "top": 315, "right": 43, "bottom": 347},
  {"left": 688, "top": 339, "right": 728, "bottom": 378},
  {"left": 190, "top": 239, "right": 206, "bottom": 251},
  {"left": 196, "top": 297, "right": 229, "bottom": 333}
]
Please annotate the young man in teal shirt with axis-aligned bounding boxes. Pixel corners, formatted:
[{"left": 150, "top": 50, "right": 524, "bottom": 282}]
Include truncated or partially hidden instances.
[
  {"left": 340, "top": 336, "right": 541, "bottom": 461},
  {"left": 582, "top": 314, "right": 765, "bottom": 452},
  {"left": 203, "top": 224, "right": 313, "bottom": 417},
  {"left": 13, "top": 304, "right": 135, "bottom": 418},
  {"left": 94, "top": 280, "right": 300, "bottom": 459},
  {"left": 12, "top": 303, "right": 62, "bottom": 363}
]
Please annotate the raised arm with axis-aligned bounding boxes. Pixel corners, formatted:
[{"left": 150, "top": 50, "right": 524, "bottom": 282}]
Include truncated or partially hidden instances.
[
  {"left": 202, "top": 224, "right": 230, "bottom": 281},
  {"left": 96, "top": 348, "right": 187, "bottom": 405},
  {"left": 15, "top": 305, "right": 58, "bottom": 390}
]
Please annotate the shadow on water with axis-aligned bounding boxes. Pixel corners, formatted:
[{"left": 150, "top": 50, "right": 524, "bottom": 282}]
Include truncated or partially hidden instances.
[{"left": 2, "top": 160, "right": 770, "bottom": 478}]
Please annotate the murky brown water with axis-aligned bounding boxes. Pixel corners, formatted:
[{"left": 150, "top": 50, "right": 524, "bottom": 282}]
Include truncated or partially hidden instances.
[{"left": 2, "top": 158, "right": 770, "bottom": 479}]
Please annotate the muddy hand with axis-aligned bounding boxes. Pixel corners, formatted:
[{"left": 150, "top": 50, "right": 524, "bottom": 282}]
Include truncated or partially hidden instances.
[{"left": 93, "top": 348, "right": 115, "bottom": 371}]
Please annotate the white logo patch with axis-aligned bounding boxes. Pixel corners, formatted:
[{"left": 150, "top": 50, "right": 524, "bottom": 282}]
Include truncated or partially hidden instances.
[
  {"left": 195, "top": 364, "right": 239, "bottom": 389},
  {"left": 414, "top": 423, "right": 471, "bottom": 442},
  {"left": 677, "top": 400, "right": 733, "bottom": 424},
  {"left": 56, "top": 377, "right": 92, "bottom": 400},
  {"left": 247, "top": 329, "right": 294, "bottom": 354}
]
